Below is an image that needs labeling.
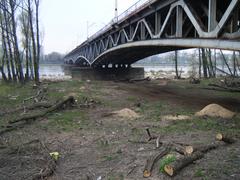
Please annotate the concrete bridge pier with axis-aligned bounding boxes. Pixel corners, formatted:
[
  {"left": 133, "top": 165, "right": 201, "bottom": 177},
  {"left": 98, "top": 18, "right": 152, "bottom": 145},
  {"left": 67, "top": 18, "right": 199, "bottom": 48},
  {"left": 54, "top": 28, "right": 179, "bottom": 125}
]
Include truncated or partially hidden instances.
[{"left": 68, "top": 65, "right": 144, "bottom": 81}]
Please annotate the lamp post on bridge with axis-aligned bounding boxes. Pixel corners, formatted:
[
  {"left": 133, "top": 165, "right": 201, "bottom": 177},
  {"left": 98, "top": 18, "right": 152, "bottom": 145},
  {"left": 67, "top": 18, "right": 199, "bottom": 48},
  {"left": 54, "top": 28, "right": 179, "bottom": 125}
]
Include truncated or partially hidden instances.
[
  {"left": 87, "top": 21, "right": 96, "bottom": 40},
  {"left": 114, "top": 0, "right": 118, "bottom": 22}
]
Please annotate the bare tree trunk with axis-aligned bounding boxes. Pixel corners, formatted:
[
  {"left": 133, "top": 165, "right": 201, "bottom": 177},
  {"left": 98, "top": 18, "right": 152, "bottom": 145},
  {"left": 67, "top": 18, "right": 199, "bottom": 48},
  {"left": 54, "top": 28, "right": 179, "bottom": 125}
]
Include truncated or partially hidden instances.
[
  {"left": 214, "top": 49, "right": 217, "bottom": 77},
  {"left": 29, "top": 43, "right": 34, "bottom": 80},
  {"left": 28, "top": 0, "right": 39, "bottom": 84},
  {"left": 207, "top": 49, "right": 215, "bottom": 77},
  {"left": 2, "top": 1, "right": 16, "bottom": 81},
  {"left": 232, "top": 51, "right": 237, "bottom": 77},
  {"left": 0, "top": 51, "right": 8, "bottom": 81},
  {"left": 9, "top": 0, "right": 24, "bottom": 83},
  {"left": 25, "top": 41, "right": 30, "bottom": 81},
  {"left": 35, "top": 0, "right": 40, "bottom": 82},
  {"left": 198, "top": 48, "right": 202, "bottom": 78},
  {"left": 175, "top": 51, "right": 179, "bottom": 79},
  {"left": 0, "top": 10, "right": 12, "bottom": 81},
  {"left": 220, "top": 50, "right": 233, "bottom": 76},
  {"left": 201, "top": 48, "right": 208, "bottom": 78}
]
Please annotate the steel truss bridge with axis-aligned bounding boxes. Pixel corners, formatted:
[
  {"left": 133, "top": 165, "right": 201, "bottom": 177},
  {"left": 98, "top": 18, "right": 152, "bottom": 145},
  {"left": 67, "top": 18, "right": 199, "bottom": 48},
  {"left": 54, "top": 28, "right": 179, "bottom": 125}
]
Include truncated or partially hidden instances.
[{"left": 65, "top": 0, "right": 240, "bottom": 68}]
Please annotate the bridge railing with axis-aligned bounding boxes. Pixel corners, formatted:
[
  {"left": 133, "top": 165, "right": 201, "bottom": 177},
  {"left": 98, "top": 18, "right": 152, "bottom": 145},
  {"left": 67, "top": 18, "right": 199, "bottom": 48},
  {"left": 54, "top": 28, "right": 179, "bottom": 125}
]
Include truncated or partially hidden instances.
[{"left": 88, "top": 0, "right": 154, "bottom": 42}]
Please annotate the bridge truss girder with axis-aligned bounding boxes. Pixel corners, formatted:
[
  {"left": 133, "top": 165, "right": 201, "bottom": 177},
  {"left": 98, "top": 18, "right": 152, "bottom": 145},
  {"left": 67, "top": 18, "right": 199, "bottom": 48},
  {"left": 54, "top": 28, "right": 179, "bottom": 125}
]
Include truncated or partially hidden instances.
[{"left": 65, "top": 0, "right": 240, "bottom": 67}]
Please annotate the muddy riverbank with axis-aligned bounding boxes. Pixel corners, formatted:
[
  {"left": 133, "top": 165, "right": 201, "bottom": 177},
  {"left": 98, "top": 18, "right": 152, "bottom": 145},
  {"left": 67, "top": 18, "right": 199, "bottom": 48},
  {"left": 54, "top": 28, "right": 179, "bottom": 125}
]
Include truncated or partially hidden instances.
[{"left": 0, "top": 79, "right": 240, "bottom": 179}]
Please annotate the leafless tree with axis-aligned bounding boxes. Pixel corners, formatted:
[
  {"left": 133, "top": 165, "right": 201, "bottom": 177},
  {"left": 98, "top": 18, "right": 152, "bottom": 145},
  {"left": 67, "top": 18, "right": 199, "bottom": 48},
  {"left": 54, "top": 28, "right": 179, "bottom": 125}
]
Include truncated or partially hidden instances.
[{"left": 0, "top": 0, "right": 41, "bottom": 83}]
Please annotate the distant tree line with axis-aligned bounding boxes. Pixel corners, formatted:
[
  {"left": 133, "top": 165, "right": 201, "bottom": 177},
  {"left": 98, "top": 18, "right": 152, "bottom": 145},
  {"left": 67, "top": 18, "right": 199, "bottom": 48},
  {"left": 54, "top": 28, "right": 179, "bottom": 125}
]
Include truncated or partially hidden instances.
[
  {"left": 0, "top": 0, "right": 41, "bottom": 84},
  {"left": 41, "top": 52, "right": 65, "bottom": 64},
  {"left": 136, "top": 49, "right": 240, "bottom": 78}
]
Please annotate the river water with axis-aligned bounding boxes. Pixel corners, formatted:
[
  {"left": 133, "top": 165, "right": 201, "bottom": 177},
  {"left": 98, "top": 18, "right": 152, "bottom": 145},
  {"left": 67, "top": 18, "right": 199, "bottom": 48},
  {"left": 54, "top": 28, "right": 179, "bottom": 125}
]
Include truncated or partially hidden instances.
[
  {"left": 40, "top": 64, "right": 193, "bottom": 79},
  {"left": 0, "top": 64, "right": 230, "bottom": 80}
]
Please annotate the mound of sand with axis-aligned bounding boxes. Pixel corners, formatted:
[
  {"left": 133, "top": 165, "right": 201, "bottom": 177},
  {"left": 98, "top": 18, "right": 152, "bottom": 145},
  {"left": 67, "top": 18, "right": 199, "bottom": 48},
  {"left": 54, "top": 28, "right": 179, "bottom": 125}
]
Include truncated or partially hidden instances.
[
  {"left": 162, "top": 115, "right": 191, "bottom": 121},
  {"left": 195, "top": 104, "right": 235, "bottom": 119},
  {"left": 112, "top": 108, "right": 140, "bottom": 119}
]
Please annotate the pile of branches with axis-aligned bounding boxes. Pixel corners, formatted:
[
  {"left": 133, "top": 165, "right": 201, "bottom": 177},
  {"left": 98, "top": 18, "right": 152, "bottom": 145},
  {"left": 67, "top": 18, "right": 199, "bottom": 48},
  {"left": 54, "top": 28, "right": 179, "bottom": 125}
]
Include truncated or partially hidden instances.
[
  {"left": 0, "top": 139, "right": 58, "bottom": 179},
  {"left": 206, "top": 77, "right": 240, "bottom": 92},
  {"left": 133, "top": 129, "right": 236, "bottom": 178}
]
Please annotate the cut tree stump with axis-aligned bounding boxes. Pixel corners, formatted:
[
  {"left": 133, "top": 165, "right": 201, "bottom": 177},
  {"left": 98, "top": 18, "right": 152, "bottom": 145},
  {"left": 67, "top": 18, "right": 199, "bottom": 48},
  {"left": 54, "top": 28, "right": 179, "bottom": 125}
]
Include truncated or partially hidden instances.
[
  {"left": 216, "top": 133, "right": 236, "bottom": 144},
  {"left": 164, "top": 151, "right": 204, "bottom": 177},
  {"left": 143, "top": 145, "right": 171, "bottom": 178}
]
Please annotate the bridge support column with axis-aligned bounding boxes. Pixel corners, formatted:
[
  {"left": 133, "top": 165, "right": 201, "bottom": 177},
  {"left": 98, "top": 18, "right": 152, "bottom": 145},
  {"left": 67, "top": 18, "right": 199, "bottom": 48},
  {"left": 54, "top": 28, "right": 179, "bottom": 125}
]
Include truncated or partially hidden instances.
[
  {"left": 155, "top": 11, "right": 161, "bottom": 35},
  {"left": 208, "top": 0, "right": 217, "bottom": 32},
  {"left": 230, "top": 8, "right": 239, "bottom": 33},
  {"left": 176, "top": 6, "right": 183, "bottom": 37},
  {"left": 141, "top": 22, "right": 146, "bottom": 40},
  {"left": 130, "top": 25, "right": 134, "bottom": 40}
]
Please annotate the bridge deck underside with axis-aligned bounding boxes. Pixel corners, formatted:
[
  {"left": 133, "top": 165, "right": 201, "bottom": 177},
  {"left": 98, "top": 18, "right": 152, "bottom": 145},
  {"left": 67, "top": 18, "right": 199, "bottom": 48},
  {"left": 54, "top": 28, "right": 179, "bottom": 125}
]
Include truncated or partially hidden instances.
[{"left": 65, "top": 0, "right": 240, "bottom": 67}]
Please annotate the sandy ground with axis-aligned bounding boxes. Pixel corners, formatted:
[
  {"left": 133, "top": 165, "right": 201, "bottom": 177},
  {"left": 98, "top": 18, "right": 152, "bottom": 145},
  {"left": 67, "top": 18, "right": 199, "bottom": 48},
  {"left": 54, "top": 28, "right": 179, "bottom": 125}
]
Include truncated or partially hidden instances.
[{"left": 0, "top": 79, "right": 240, "bottom": 180}]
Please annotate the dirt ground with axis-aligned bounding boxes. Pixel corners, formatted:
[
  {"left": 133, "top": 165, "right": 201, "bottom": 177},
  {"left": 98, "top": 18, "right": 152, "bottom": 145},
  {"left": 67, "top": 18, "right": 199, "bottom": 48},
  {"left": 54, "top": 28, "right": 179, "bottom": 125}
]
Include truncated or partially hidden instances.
[{"left": 0, "top": 79, "right": 240, "bottom": 180}]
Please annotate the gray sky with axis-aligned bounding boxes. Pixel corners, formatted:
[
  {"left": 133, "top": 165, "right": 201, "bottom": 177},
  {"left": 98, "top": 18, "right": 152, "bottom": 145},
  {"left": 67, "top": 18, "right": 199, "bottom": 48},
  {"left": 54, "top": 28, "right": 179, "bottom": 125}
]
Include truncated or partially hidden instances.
[{"left": 41, "top": 0, "right": 138, "bottom": 54}]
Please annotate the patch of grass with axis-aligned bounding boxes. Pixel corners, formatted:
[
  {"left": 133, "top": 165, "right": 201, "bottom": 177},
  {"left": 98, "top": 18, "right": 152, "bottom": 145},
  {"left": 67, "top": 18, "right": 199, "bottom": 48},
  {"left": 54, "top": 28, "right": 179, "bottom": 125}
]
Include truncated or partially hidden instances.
[
  {"left": 107, "top": 173, "right": 124, "bottom": 180},
  {"left": 98, "top": 139, "right": 110, "bottom": 148},
  {"left": 194, "top": 169, "right": 205, "bottom": 177},
  {"left": 126, "top": 96, "right": 137, "bottom": 102},
  {"left": 103, "top": 155, "right": 114, "bottom": 161},
  {"left": 46, "top": 110, "right": 88, "bottom": 131},
  {"left": 138, "top": 100, "right": 194, "bottom": 122},
  {"left": 155, "top": 116, "right": 240, "bottom": 135},
  {"left": 159, "top": 154, "right": 176, "bottom": 172},
  {"left": 0, "top": 82, "right": 35, "bottom": 108},
  {"left": 102, "top": 154, "right": 119, "bottom": 161}
]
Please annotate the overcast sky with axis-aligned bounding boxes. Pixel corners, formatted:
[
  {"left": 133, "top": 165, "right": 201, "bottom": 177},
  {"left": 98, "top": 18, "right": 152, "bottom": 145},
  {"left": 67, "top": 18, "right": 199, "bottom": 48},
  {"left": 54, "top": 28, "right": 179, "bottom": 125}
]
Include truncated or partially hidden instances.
[{"left": 41, "top": 0, "right": 138, "bottom": 54}]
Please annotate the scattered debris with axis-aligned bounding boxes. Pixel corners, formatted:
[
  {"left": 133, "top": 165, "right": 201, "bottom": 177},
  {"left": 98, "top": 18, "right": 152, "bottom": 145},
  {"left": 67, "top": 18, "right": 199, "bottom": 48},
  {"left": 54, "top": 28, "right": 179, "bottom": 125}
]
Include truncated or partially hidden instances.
[
  {"left": 9, "top": 96, "right": 75, "bottom": 124},
  {"left": 0, "top": 102, "right": 52, "bottom": 116},
  {"left": 0, "top": 96, "right": 76, "bottom": 135},
  {"left": 24, "top": 86, "right": 48, "bottom": 103},
  {"left": 146, "top": 128, "right": 158, "bottom": 142},
  {"left": 195, "top": 104, "right": 235, "bottom": 119},
  {"left": 189, "top": 77, "right": 200, "bottom": 84},
  {"left": 50, "top": 152, "right": 60, "bottom": 161},
  {"left": 162, "top": 115, "right": 191, "bottom": 121}
]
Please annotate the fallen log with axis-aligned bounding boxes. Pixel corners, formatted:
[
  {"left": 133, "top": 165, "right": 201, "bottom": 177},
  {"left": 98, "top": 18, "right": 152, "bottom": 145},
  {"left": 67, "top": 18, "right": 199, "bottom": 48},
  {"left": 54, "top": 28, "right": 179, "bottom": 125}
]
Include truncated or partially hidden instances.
[
  {"left": 207, "top": 84, "right": 240, "bottom": 93},
  {"left": 0, "top": 124, "right": 25, "bottom": 136},
  {"left": 9, "top": 96, "right": 75, "bottom": 124},
  {"left": 129, "top": 77, "right": 151, "bottom": 83},
  {"left": 164, "top": 151, "right": 204, "bottom": 177},
  {"left": 143, "top": 145, "right": 171, "bottom": 178},
  {"left": 182, "top": 143, "right": 222, "bottom": 155},
  {"left": 1, "top": 102, "right": 52, "bottom": 116},
  {"left": 216, "top": 133, "right": 236, "bottom": 144}
]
